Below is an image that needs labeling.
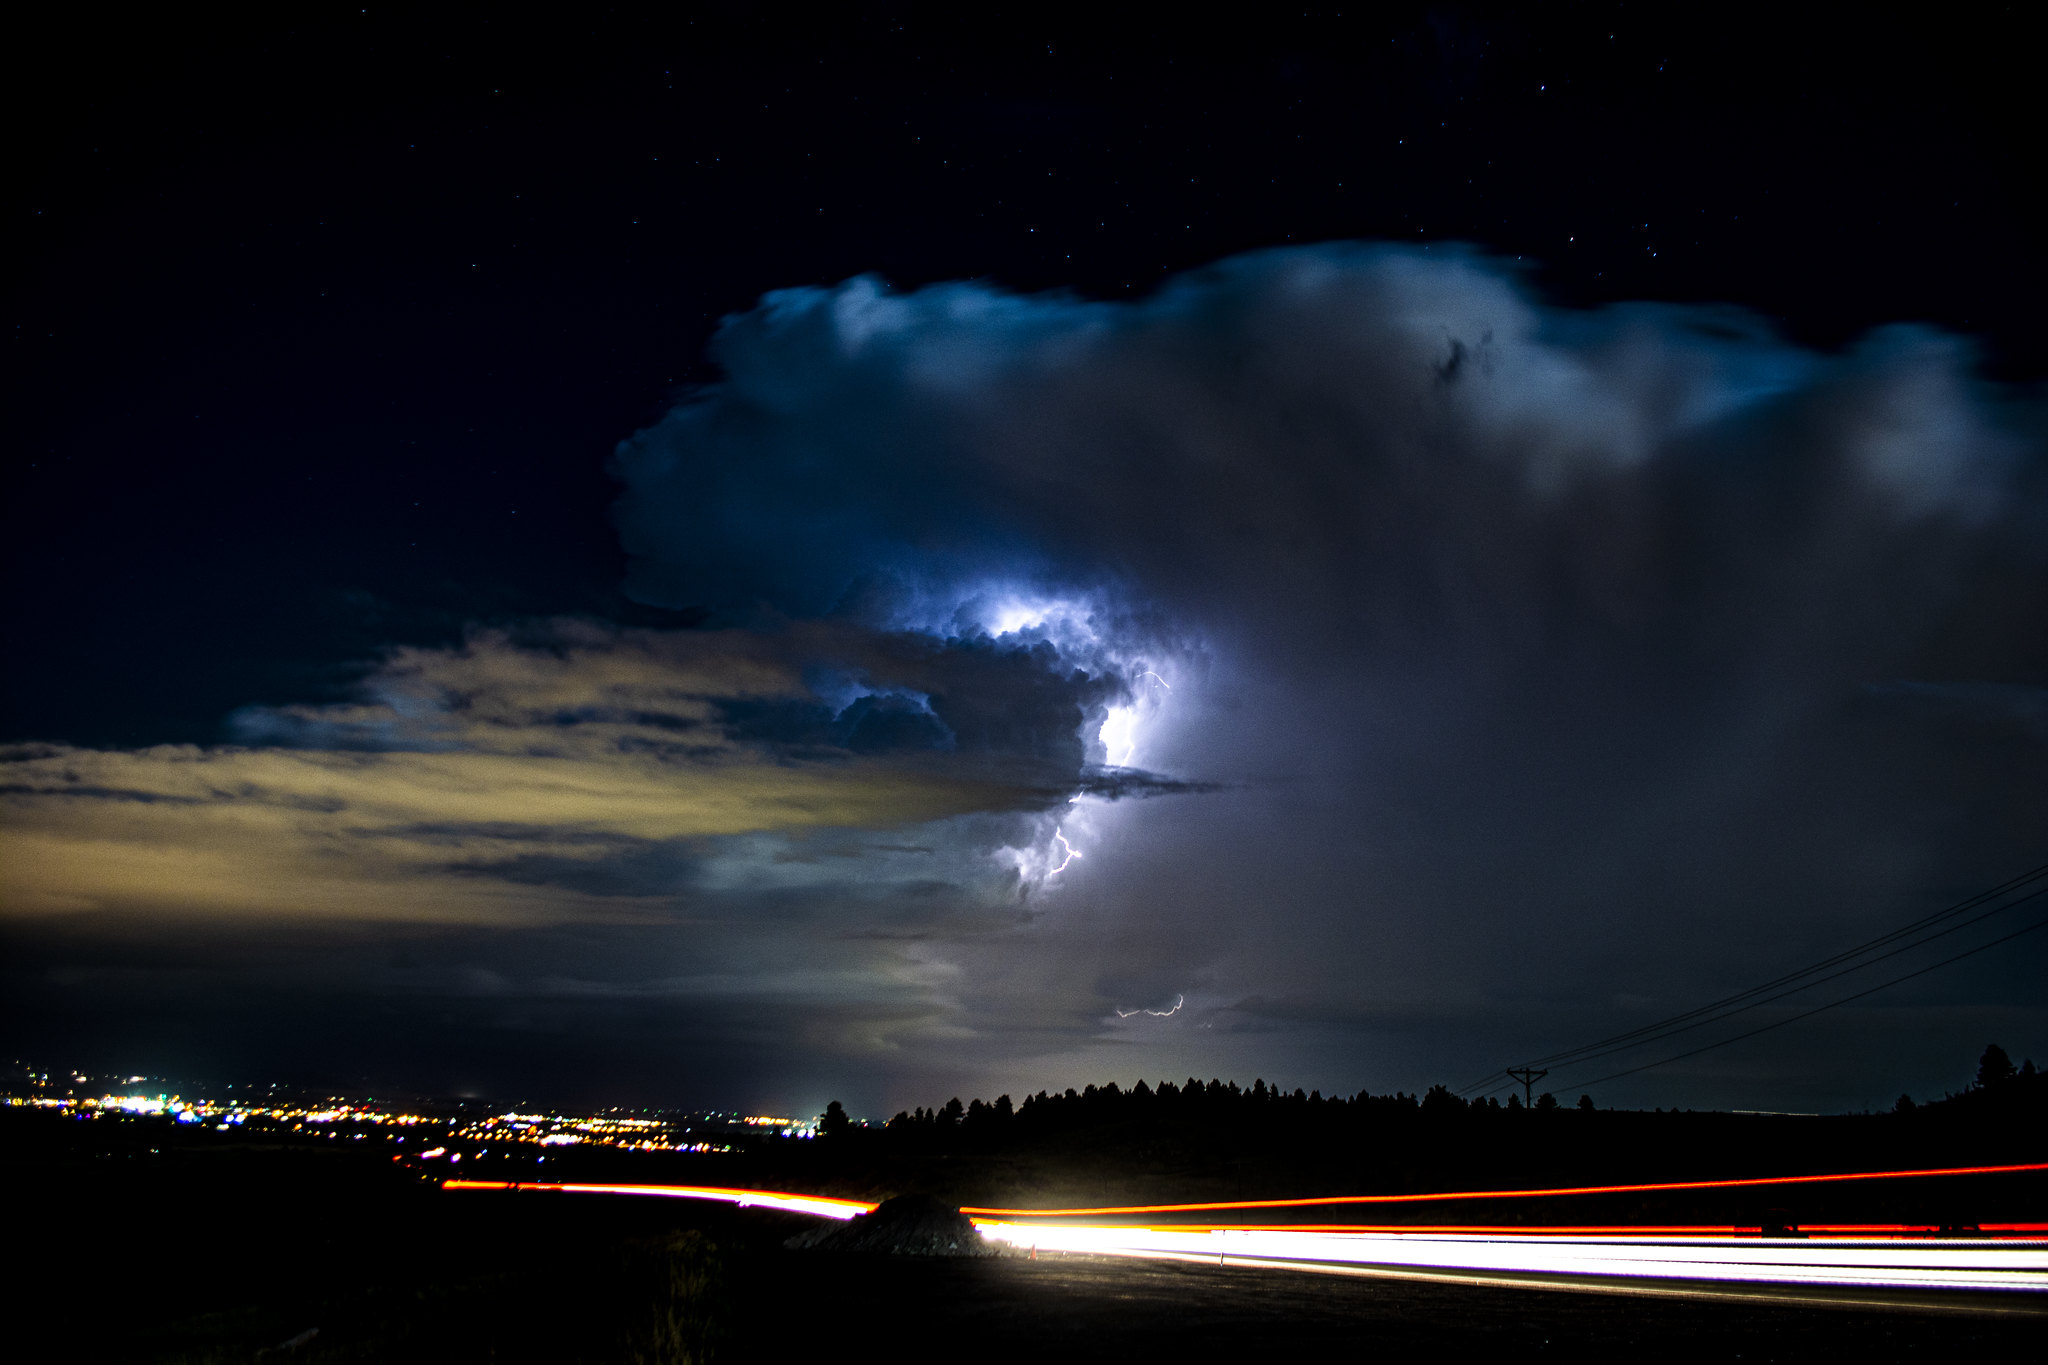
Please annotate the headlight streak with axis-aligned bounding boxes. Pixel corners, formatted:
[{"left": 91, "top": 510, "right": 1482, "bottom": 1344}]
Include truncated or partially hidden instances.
[
  {"left": 441, "top": 1179, "right": 2048, "bottom": 1296},
  {"left": 954, "top": 1161, "right": 2048, "bottom": 1217},
  {"left": 967, "top": 1222, "right": 2048, "bottom": 1294},
  {"left": 1115, "top": 993, "right": 1185, "bottom": 1019}
]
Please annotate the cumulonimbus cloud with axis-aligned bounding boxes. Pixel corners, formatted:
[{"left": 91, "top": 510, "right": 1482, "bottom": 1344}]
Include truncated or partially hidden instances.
[
  {"left": 7, "top": 243, "right": 2043, "bottom": 1111},
  {"left": 598, "top": 242, "right": 2046, "bottom": 1103}
]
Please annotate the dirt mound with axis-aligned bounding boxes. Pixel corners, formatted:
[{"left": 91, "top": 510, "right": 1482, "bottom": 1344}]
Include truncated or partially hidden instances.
[{"left": 784, "top": 1193, "right": 1004, "bottom": 1257}]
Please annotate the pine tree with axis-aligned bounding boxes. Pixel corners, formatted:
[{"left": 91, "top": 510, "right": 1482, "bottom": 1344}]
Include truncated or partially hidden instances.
[{"left": 1977, "top": 1043, "right": 2017, "bottom": 1089}]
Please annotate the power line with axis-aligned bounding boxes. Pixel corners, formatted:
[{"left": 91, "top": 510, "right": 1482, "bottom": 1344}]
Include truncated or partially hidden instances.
[
  {"left": 1529, "top": 862, "right": 2045, "bottom": 1069},
  {"left": 1504, "top": 1066, "right": 1548, "bottom": 1108},
  {"left": 1456, "top": 861, "right": 2048, "bottom": 1097},
  {"left": 1478, "top": 885, "right": 2046, "bottom": 1087},
  {"left": 1558, "top": 916, "right": 2048, "bottom": 1093}
]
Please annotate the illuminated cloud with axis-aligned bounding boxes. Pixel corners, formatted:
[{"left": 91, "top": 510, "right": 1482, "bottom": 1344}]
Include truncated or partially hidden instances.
[
  {"left": 0, "top": 621, "right": 1113, "bottom": 926},
  {"left": 600, "top": 243, "right": 2046, "bottom": 1109},
  {"left": 6, "top": 244, "right": 2042, "bottom": 1112}
]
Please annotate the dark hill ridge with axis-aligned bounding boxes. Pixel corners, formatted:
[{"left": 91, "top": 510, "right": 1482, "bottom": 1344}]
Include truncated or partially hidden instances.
[{"left": 785, "top": 1193, "right": 1007, "bottom": 1257}]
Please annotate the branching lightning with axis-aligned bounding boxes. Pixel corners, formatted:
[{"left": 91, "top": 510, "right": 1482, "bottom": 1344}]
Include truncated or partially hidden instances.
[
  {"left": 1115, "top": 993, "right": 1185, "bottom": 1019},
  {"left": 1048, "top": 825, "right": 1084, "bottom": 875},
  {"left": 967, "top": 608, "right": 1182, "bottom": 883}
]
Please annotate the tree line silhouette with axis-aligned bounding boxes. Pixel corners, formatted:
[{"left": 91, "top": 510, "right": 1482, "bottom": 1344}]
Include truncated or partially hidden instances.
[
  {"left": 863, "top": 1076, "right": 1594, "bottom": 1154},
  {"left": 825, "top": 1044, "right": 2041, "bottom": 1159}
]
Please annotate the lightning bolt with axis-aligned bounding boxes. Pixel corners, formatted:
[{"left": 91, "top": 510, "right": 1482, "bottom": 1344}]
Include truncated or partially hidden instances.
[
  {"left": 1138, "top": 670, "right": 1171, "bottom": 690},
  {"left": 1048, "top": 826, "right": 1084, "bottom": 875},
  {"left": 1115, "top": 993, "right": 1185, "bottom": 1019}
]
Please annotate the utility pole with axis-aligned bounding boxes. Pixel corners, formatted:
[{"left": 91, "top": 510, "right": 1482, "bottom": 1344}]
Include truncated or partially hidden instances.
[{"left": 1506, "top": 1067, "right": 1548, "bottom": 1109}]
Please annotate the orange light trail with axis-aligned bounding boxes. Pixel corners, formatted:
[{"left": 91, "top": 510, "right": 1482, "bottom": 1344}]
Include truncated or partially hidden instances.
[
  {"left": 956, "top": 1161, "right": 2048, "bottom": 1218},
  {"left": 441, "top": 1179, "right": 875, "bottom": 1219}
]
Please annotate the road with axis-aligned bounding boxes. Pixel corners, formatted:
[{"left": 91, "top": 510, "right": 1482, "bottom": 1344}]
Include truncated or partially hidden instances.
[{"left": 446, "top": 1173, "right": 2047, "bottom": 1305}]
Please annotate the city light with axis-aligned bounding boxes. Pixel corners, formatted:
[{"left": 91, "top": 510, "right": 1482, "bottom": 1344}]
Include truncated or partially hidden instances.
[{"left": 3, "top": 1089, "right": 818, "bottom": 1155}]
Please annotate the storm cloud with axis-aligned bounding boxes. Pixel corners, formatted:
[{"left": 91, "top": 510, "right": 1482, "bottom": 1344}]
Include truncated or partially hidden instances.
[
  {"left": 7, "top": 244, "right": 2043, "bottom": 1113},
  {"left": 609, "top": 243, "right": 2048, "bottom": 1107}
]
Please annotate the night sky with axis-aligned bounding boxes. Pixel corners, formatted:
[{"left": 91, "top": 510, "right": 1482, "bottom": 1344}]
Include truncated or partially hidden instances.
[{"left": 6, "top": 6, "right": 2044, "bottom": 1118}]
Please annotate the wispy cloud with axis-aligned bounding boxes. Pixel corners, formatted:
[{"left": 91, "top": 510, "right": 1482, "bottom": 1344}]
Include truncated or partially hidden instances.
[{"left": 0, "top": 621, "right": 1103, "bottom": 925}]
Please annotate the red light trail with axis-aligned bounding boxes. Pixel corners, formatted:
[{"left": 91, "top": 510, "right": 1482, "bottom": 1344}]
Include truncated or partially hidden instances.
[{"left": 1150, "top": 1223, "right": 2048, "bottom": 1238}]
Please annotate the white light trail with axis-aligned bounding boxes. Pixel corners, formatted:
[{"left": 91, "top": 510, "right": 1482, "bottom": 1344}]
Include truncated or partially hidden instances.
[
  {"left": 1116, "top": 993, "right": 1186, "bottom": 1019},
  {"left": 1138, "top": 671, "right": 1171, "bottom": 689},
  {"left": 1048, "top": 826, "right": 1084, "bottom": 875},
  {"left": 969, "top": 1223, "right": 2048, "bottom": 1293},
  {"left": 445, "top": 1181, "right": 2048, "bottom": 1298}
]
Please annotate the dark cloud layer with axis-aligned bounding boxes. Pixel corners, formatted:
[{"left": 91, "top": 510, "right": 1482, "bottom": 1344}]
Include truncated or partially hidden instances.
[{"left": 7, "top": 245, "right": 2044, "bottom": 1114}]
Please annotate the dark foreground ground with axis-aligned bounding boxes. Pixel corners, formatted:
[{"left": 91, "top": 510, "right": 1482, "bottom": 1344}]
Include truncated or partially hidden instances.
[
  {"left": 6, "top": 1110, "right": 2041, "bottom": 1362},
  {"left": 758, "top": 1252, "right": 2043, "bottom": 1363},
  {"left": 23, "top": 1188, "right": 2045, "bottom": 1363}
]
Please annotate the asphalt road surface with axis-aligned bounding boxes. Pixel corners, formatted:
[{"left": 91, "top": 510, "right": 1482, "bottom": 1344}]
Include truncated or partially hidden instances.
[{"left": 739, "top": 1248, "right": 2044, "bottom": 1363}]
